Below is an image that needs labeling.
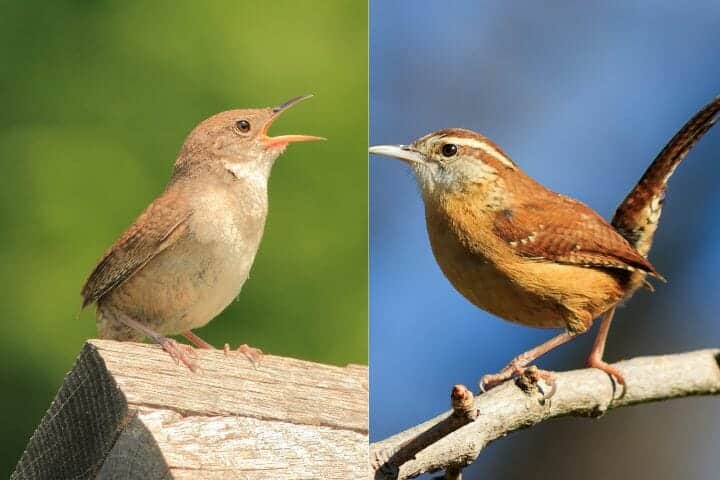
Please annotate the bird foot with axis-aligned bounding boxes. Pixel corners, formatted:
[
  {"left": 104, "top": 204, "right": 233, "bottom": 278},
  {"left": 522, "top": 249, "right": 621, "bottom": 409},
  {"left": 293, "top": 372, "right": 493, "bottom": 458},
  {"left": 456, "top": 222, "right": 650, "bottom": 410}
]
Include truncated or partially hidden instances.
[
  {"left": 481, "top": 364, "right": 556, "bottom": 398},
  {"left": 159, "top": 337, "right": 199, "bottom": 372},
  {"left": 224, "top": 343, "right": 264, "bottom": 367},
  {"left": 516, "top": 365, "right": 557, "bottom": 400},
  {"left": 586, "top": 355, "right": 626, "bottom": 394},
  {"left": 480, "top": 363, "right": 522, "bottom": 392}
]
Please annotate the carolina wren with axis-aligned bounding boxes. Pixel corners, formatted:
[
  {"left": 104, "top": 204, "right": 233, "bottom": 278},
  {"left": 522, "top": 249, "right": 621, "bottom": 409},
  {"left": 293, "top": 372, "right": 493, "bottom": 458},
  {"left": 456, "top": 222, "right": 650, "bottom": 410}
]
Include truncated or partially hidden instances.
[
  {"left": 81, "top": 95, "right": 324, "bottom": 370},
  {"left": 370, "top": 96, "right": 720, "bottom": 390}
]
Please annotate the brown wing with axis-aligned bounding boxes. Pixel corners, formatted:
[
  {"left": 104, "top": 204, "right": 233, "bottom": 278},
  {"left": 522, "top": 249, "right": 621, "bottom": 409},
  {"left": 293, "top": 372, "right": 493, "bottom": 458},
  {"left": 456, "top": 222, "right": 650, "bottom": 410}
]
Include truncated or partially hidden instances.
[
  {"left": 613, "top": 96, "right": 720, "bottom": 256},
  {"left": 81, "top": 192, "right": 192, "bottom": 308},
  {"left": 494, "top": 194, "right": 663, "bottom": 278}
]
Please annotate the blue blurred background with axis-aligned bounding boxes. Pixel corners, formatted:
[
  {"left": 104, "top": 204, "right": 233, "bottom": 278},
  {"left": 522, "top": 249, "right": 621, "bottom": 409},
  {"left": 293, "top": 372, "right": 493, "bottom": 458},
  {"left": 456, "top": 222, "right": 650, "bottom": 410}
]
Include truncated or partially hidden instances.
[
  {"left": 0, "top": 1, "right": 366, "bottom": 475},
  {"left": 370, "top": 2, "right": 720, "bottom": 478}
]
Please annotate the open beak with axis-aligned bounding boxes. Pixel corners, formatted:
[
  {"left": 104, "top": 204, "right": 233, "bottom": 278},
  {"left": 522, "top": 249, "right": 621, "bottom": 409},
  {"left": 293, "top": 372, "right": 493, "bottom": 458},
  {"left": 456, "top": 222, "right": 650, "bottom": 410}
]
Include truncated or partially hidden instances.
[
  {"left": 368, "top": 144, "right": 425, "bottom": 164},
  {"left": 262, "top": 94, "right": 326, "bottom": 149}
]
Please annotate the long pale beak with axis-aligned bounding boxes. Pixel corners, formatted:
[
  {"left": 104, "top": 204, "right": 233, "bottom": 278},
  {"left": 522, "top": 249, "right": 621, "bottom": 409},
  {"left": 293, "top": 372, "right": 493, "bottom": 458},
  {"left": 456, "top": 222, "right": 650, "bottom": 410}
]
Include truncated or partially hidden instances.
[
  {"left": 262, "top": 94, "right": 326, "bottom": 149},
  {"left": 368, "top": 144, "right": 425, "bottom": 164}
]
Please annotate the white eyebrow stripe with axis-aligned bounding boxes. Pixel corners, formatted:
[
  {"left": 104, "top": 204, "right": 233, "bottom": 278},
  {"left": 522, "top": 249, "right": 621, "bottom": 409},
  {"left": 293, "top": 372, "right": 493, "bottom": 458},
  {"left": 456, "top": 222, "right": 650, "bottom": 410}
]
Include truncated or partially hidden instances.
[{"left": 442, "top": 136, "right": 516, "bottom": 169}]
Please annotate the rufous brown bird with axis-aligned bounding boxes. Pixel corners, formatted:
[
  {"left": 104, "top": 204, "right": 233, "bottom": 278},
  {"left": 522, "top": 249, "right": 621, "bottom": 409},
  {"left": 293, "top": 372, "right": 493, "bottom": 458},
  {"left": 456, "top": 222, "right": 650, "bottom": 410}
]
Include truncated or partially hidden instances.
[
  {"left": 81, "top": 95, "right": 324, "bottom": 371},
  {"left": 370, "top": 96, "right": 719, "bottom": 391}
]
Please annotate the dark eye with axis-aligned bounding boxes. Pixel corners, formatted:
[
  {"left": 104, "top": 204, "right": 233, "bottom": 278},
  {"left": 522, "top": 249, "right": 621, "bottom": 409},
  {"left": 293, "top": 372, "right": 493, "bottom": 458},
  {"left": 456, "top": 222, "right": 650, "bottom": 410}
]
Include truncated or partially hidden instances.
[
  {"left": 441, "top": 143, "right": 457, "bottom": 157},
  {"left": 235, "top": 120, "right": 251, "bottom": 133}
]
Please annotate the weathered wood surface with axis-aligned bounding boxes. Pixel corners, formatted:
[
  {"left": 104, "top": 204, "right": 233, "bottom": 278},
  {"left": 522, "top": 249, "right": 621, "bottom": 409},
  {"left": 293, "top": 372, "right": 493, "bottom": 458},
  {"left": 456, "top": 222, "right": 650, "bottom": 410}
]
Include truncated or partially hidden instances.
[{"left": 12, "top": 339, "right": 368, "bottom": 480}]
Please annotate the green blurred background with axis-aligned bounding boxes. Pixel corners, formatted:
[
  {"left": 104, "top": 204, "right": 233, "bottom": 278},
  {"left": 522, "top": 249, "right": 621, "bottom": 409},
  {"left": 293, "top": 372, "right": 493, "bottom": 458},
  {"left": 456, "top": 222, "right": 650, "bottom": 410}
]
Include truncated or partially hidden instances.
[{"left": 0, "top": 1, "right": 367, "bottom": 473}]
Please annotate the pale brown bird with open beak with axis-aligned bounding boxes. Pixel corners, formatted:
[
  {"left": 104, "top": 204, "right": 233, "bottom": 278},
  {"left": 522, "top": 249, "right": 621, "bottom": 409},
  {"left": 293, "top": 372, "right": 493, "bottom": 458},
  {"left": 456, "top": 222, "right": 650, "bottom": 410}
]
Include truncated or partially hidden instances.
[{"left": 81, "top": 95, "right": 324, "bottom": 371}]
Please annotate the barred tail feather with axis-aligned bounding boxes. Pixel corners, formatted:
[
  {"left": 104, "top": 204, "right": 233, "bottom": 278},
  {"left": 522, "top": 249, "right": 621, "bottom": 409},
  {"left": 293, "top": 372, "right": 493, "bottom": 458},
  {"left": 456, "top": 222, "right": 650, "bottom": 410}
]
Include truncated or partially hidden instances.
[{"left": 613, "top": 96, "right": 720, "bottom": 256}]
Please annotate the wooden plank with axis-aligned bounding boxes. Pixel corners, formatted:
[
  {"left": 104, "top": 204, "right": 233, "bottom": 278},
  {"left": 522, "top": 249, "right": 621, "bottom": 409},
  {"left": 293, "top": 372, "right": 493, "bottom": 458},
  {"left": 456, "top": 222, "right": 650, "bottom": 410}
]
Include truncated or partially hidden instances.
[{"left": 12, "top": 339, "right": 368, "bottom": 480}]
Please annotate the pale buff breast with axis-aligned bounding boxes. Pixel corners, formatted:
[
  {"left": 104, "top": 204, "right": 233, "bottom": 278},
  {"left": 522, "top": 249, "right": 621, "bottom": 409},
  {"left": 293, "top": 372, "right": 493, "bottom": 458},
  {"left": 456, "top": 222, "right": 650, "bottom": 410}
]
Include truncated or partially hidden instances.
[{"left": 105, "top": 183, "right": 268, "bottom": 335}]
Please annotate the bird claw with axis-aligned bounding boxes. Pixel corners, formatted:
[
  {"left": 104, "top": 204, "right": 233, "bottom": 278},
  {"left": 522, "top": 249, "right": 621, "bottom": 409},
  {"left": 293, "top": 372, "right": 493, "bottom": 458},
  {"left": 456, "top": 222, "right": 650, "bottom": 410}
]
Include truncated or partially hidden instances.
[
  {"left": 480, "top": 372, "right": 512, "bottom": 392},
  {"left": 586, "top": 356, "right": 626, "bottom": 397},
  {"left": 224, "top": 343, "right": 264, "bottom": 367},
  {"left": 479, "top": 362, "right": 524, "bottom": 392},
  {"left": 480, "top": 364, "right": 557, "bottom": 399},
  {"left": 517, "top": 365, "right": 557, "bottom": 400},
  {"left": 159, "top": 338, "right": 199, "bottom": 372}
]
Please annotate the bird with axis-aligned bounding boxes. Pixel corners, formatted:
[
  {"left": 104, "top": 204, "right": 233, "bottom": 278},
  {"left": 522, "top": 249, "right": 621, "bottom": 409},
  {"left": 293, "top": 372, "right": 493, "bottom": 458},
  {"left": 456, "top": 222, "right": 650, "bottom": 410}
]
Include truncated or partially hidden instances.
[
  {"left": 81, "top": 95, "right": 324, "bottom": 371},
  {"left": 369, "top": 96, "right": 720, "bottom": 391}
]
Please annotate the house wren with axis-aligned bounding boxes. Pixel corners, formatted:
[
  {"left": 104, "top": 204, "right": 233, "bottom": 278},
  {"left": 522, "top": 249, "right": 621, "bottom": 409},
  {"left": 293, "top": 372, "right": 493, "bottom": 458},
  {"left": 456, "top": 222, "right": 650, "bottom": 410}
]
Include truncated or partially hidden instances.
[
  {"left": 370, "top": 96, "right": 719, "bottom": 391},
  {"left": 81, "top": 95, "right": 324, "bottom": 371}
]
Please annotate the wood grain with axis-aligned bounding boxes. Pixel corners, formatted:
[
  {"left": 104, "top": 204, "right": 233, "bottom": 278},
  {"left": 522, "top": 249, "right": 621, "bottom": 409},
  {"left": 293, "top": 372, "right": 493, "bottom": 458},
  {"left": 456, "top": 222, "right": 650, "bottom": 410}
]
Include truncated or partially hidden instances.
[{"left": 12, "top": 339, "right": 368, "bottom": 480}]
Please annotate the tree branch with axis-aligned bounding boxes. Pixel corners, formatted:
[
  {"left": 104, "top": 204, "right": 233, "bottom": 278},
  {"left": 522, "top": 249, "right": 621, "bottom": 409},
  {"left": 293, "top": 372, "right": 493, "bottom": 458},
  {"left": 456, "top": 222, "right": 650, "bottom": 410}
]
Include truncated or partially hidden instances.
[{"left": 371, "top": 349, "right": 720, "bottom": 479}]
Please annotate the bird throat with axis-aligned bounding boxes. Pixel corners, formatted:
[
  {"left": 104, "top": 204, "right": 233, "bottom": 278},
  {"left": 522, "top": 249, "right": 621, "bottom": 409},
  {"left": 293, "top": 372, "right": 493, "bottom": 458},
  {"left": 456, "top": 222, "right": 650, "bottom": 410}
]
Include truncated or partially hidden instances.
[{"left": 224, "top": 160, "right": 273, "bottom": 188}]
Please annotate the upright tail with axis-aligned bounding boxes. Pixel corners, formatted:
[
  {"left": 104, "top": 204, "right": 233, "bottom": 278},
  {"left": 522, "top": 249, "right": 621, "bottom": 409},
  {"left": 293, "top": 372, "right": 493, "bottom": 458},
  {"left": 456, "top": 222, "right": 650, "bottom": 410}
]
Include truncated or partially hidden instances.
[{"left": 613, "top": 96, "right": 720, "bottom": 257}]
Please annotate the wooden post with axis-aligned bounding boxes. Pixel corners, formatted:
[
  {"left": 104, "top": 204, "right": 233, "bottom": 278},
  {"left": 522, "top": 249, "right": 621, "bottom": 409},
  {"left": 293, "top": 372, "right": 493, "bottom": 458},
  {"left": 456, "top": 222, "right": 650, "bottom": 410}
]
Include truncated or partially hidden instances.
[{"left": 12, "top": 339, "right": 368, "bottom": 479}]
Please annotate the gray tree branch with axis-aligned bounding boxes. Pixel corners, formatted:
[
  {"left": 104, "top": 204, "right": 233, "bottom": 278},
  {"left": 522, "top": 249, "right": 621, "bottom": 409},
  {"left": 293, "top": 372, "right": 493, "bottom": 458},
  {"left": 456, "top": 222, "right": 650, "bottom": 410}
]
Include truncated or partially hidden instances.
[{"left": 371, "top": 349, "right": 720, "bottom": 480}]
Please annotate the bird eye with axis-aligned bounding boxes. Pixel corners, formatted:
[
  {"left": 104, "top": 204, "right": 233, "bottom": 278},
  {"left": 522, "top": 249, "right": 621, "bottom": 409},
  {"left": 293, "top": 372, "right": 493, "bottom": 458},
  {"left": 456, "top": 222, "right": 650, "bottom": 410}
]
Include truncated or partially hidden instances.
[
  {"left": 441, "top": 143, "right": 457, "bottom": 157},
  {"left": 235, "top": 120, "right": 251, "bottom": 133}
]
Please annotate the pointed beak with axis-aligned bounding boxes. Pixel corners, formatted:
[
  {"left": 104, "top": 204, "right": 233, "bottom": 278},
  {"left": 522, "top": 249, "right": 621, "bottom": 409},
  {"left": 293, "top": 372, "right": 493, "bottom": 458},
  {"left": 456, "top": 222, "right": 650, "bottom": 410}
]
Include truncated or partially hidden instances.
[
  {"left": 368, "top": 144, "right": 425, "bottom": 164},
  {"left": 262, "top": 94, "right": 326, "bottom": 149}
]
